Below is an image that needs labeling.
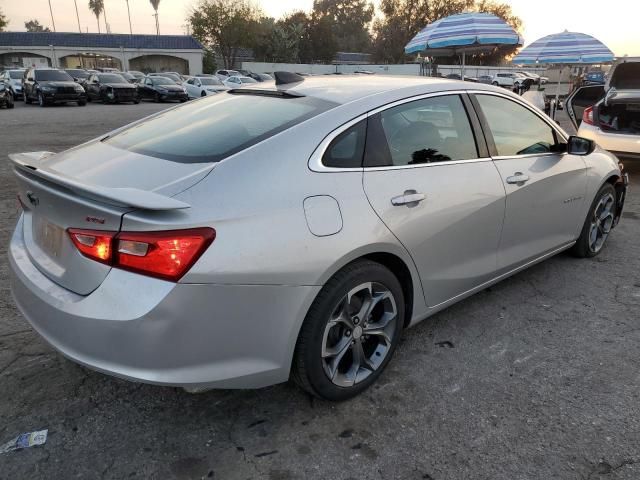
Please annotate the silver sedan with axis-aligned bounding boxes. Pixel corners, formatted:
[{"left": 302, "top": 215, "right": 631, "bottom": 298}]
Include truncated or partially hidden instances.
[{"left": 8, "top": 74, "right": 627, "bottom": 401}]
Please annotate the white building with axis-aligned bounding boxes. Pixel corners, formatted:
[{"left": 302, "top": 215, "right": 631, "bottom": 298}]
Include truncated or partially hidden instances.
[{"left": 0, "top": 32, "right": 203, "bottom": 75}]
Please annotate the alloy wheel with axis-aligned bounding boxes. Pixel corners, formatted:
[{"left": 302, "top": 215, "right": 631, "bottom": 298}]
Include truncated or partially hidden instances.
[
  {"left": 588, "top": 192, "right": 615, "bottom": 254},
  {"left": 321, "top": 282, "right": 397, "bottom": 387}
]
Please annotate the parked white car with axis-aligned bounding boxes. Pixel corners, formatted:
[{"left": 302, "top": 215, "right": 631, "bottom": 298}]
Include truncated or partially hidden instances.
[
  {"left": 567, "top": 57, "right": 640, "bottom": 161},
  {"left": 223, "top": 75, "right": 259, "bottom": 88},
  {"left": 184, "top": 76, "right": 228, "bottom": 98},
  {"left": 215, "top": 69, "right": 240, "bottom": 81},
  {"left": 492, "top": 73, "right": 527, "bottom": 88},
  {"left": 1, "top": 69, "right": 26, "bottom": 99}
]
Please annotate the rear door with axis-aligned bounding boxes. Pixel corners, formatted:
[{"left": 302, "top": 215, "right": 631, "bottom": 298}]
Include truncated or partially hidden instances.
[
  {"left": 362, "top": 93, "right": 506, "bottom": 307},
  {"left": 471, "top": 93, "right": 588, "bottom": 271}
]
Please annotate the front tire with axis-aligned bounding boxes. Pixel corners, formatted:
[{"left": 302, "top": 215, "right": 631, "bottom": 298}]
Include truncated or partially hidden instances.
[
  {"left": 38, "top": 92, "right": 46, "bottom": 107},
  {"left": 572, "top": 183, "right": 617, "bottom": 258},
  {"left": 292, "top": 260, "right": 404, "bottom": 401}
]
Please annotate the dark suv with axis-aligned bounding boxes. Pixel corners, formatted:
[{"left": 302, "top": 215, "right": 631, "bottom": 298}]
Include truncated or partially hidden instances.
[{"left": 23, "top": 68, "right": 87, "bottom": 107}]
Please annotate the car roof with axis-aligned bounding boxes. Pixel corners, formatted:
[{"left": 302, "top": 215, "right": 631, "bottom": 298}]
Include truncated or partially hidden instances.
[{"left": 241, "top": 75, "right": 501, "bottom": 105}]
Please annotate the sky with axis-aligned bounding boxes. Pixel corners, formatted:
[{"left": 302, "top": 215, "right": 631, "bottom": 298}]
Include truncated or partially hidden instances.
[{"left": 1, "top": 0, "right": 639, "bottom": 56}]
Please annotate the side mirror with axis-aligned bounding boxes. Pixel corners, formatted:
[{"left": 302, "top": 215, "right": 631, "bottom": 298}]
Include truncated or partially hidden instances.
[{"left": 567, "top": 136, "right": 596, "bottom": 156}]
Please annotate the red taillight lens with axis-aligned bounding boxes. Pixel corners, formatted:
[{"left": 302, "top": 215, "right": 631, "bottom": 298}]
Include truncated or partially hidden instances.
[
  {"left": 67, "top": 227, "right": 215, "bottom": 281},
  {"left": 68, "top": 229, "right": 116, "bottom": 265},
  {"left": 583, "top": 106, "right": 595, "bottom": 125},
  {"left": 115, "top": 228, "right": 215, "bottom": 281}
]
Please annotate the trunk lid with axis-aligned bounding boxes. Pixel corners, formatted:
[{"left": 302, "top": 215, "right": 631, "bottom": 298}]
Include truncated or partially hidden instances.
[
  {"left": 606, "top": 59, "right": 640, "bottom": 91},
  {"left": 11, "top": 143, "right": 212, "bottom": 295}
]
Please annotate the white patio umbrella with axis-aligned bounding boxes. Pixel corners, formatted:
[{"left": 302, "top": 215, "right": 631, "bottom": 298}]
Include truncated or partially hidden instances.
[{"left": 405, "top": 12, "right": 523, "bottom": 79}]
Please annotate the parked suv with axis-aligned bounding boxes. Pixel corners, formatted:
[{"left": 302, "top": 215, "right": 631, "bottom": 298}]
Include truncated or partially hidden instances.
[
  {"left": 2, "top": 68, "right": 26, "bottom": 100},
  {"left": 85, "top": 72, "right": 139, "bottom": 104},
  {"left": 23, "top": 68, "right": 87, "bottom": 107},
  {"left": 567, "top": 57, "right": 640, "bottom": 161},
  {"left": 492, "top": 72, "right": 526, "bottom": 88}
]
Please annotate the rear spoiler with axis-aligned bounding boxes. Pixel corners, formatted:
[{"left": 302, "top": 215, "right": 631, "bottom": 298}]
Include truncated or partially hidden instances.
[{"left": 9, "top": 152, "right": 190, "bottom": 211}]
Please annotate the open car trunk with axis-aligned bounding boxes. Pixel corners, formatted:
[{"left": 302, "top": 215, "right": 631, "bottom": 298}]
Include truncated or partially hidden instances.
[
  {"left": 598, "top": 96, "right": 640, "bottom": 134},
  {"left": 11, "top": 143, "right": 211, "bottom": 295}
]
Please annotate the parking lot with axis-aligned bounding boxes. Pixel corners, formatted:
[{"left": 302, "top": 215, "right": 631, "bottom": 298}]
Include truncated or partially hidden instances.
[{"left": 1, "top": 100, "right": 640, "bottom": 479}]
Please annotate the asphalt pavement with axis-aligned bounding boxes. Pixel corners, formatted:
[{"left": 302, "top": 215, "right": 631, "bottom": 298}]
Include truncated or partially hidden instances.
[{"left": 1, "top": 99, "right": 639, "bottom": 480}]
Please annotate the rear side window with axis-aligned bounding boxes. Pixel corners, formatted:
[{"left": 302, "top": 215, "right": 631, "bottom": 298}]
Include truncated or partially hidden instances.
[
  {"left": 107, "top": 93, "right": 336, "bottom": 163},
  {"left": 475, "top": 94, "right": 558, "bottom": 156},
  {"left": 368, "top": 95, "right": 478, "bottom": 166},
  {"left": 322, "top": 120, "right": 366, "bottom": 168}
]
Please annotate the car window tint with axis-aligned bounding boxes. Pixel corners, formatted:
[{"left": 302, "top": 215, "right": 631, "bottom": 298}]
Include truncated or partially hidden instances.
[
  {"left": 476, "top": 94, "right": 557, "bottom": 156},
  {"left": 322, "top": 120, "right": 366, "bottom": 168},
  {"left": 107, "top": 94, "right": 336, "bottom": 163},
  {"left": 376, "top": 95, "right": 478, "bottom": 166}
]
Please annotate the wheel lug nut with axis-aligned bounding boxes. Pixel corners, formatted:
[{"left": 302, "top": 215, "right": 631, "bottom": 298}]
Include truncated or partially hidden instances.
[{"left": 345, "top": 330, "right": 351, "bottom": 337}]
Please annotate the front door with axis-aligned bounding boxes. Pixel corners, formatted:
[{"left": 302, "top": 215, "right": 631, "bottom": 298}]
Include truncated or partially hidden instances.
[
  {"left": 362, "top": 93, "right": 506, "bottom": 307},
  {"left": 472, "top": 93, "right": 588, "bottom": 271}
]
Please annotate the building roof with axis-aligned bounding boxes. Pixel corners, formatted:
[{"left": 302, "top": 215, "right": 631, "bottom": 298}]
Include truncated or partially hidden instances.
[{"left": 0, "top": 32, "right": 203, "bottom": 50}]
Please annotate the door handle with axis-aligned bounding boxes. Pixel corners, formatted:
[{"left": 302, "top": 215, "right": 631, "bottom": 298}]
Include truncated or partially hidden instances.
[
  {"left": 391, "top": 190, "right": 426, "bottom": 207},
  {"left": 506, "top": 172, "right": 530, "bottom": 185}
]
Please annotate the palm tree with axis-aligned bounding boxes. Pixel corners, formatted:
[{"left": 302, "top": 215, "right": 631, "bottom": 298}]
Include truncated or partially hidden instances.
[
  {"left": 149, "top": 0, "right": 160, "bottom": 35},
  {"left": 88, "top": 0, "right": 104, "bottom": 33}
]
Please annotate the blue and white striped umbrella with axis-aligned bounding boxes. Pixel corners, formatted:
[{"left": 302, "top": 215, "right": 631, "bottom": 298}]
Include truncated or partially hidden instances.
[
  {"left": 405, "top": 12, "right": 523, "bottom": 56},
  {"left": 513, "top": 31, "right": 614, "bottom": 64}
]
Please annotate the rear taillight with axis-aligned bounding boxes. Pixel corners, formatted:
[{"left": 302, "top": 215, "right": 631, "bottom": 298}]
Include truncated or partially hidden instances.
[
  {"left": 69, "top": 229, "right": 116, "bottom": 265},
  {"left": 67, "top": 228, "right": 215, "bottom": 281},
  {"left": 583, "top": 106, "right": 595, "bottom": 125}
]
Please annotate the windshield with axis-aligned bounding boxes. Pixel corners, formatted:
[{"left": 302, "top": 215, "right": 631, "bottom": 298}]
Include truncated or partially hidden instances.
[
  {"left": 240, "top": 77, "right": 258, "bottom": 84},
  {"left": 199, "top": 77, "right": 222, "bottom": 86},
  {"left": 150, "top": 77, "right": 176, "bottom": 85},
  {"left": 107, "top": 93, "right": 336, "bottom": 163},
  {"left": 65, "top": 69, "right": 89, "bottom": 79},
  {"left": 98, "top": 74, "right": 126, "bottom": 83},
  {"left": 9, "top": 71, "right": 24, "bottom": 79},
  {"left": 35, "top": 70, "right": 73, "bottom": 81}
]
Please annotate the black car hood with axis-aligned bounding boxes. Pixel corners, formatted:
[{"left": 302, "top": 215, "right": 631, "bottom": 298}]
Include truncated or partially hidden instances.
[
  {"left": 39, "top": 81, "right": 78, "bottom": 88},
  {"left": 104, "top": 82, "right": 136, "bottom": 89}
]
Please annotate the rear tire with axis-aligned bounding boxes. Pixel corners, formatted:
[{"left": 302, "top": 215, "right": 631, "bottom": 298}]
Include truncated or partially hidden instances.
[
  {"left": 78, "top": 100, "right": 86, "bottom": 106},
  {"left": 572, "top": 183, "right": 617, "bottom": 258},
  {"left": 492, "top": 81, "right": 499, "bottom": 86},
  {"left": 292, "top": 260, "right": 404, "bottom": 401}
]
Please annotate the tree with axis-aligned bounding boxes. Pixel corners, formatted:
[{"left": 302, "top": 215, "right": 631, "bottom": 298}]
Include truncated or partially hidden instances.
[
  {"left": 252, "top": 14, "right": 307, "bottom": 63},
  {"left": 312, "top": 0, "right": 374, "bottom": 52},
  {"left": 0, "top": 8, "right": 8, "bottom": 31},
  {"left": 150, "top": 0, "right": 160, "bottom": 35},
  {"left": 25, "top": 19, "right": 51, "bottom": 32},
  {"left": 88, "top": 0, "right": 104, "bottom": 33},
  {"left": 188, "top": 0, "right": 262, "bottom": 69}
]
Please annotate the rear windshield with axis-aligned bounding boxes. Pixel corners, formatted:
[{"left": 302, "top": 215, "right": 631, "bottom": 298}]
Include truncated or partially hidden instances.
[
  {"left": 200, "top": 77, "right": 222, "bottom": 85},
  {"left": 106, "top": 93, "right": 336, "bottom": 163},
  {"left": 35, "top": 70, "right": 73, "bottom": 81},
  {"left": 99, "top": 74, "right": 126, "bottom": 83}
]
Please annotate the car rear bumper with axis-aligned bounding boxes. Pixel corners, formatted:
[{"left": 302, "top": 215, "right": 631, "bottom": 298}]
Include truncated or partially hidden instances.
[
  {"left": 578, "top": 123, "right": 640, "bottom": 158},
  {"left": 9, "top": 215, "right": 320, "bottom": 390}
]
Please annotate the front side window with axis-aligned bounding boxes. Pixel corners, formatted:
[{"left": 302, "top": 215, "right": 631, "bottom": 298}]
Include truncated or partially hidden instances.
[
  {"left": 371, "top": 95, "right": 478, "bottom": 166},
  {"left": 475, "top": 94, "right": 559, "bottom": 156}
]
